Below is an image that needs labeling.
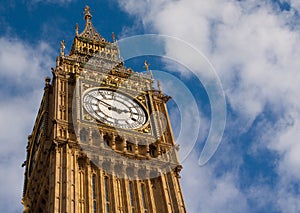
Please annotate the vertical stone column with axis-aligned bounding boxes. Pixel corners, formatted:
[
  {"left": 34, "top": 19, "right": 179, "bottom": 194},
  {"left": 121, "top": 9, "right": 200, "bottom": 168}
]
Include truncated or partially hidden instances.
[
  {"left": 98, "top": 170, "right": 104, "bottom": 213},
  {"left": 154, "top": 101, "right": 166, "bottom": 143},
  {"left": 73, "top": 152, "right": 79, "bottom": 212},
  {"left": 111, "top": 132, "right": 116, "bottom": 150},
  {"left": 146, "top": 140, "right": 150, "bottom": 158},
  {"left": 173, "top": 171, "right": 186, "bottom": 213},
  {"left": 115, "top": 178, "right": 124, "bottom": 212},
  {"left": 134, "top": 179, "right": 143, "bottom": 213},
  {"left": 122, "top": 137, "right": 127, "bottom": 153},
  {"left": 61, "top": 145, "right": 68, "bottom": 213},
  {"left": 124, "top": 178, "right": 131, "bottom": 213},
  {"left": 168, "top": 171, "right": 185, "bottom": 213},
  {"left": 99, "top": 130, "right": 104, "bottom": 148},
  {"left": 162, "top": 98, "right": 177, "bottom": 147},
  {"left": 134, "top": 137, "right": 139, "bottom": 156},
  {"left": 86, "top": 163, "right": 92, "bottom": 213},
  {"left": 77, "top": 155, "right": 87, "bottom": 213},
  {"left": 160, "top": 172, "right": 173, "bottom": 213},
  {"left": 147, "top": 91, "right": 160, "bottom": 139},
  {"left": 70, "top": 151, "right": 76, "bottom": 213},
  {"left": 54, "top": 146, "right": 62, "bottom": 212},
  {"left": 110, "top": 172, "right": 118, "bottom": 213},
  {"left": 88, "top": 127, "right": 93, "bottom": 146},
  {"left": 146, "top": 177, "right": 156, "bottom": 213},
  {"left": 48, "top": 146, "right": 58, "bottom": 212}
]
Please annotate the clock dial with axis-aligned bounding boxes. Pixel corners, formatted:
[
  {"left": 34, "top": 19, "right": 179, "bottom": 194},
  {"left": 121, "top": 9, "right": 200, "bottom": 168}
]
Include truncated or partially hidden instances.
[{"left": 83, "top": 88, "right": 147, "bottom": 129}]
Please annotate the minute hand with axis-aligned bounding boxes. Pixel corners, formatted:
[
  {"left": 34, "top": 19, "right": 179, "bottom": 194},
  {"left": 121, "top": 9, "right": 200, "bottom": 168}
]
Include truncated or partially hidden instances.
[
  {"left": 98, "top": 99, "right": 112, "bottom": 108},
  {"left": 89, "top": 95, "right": 112, "bottom": 108},
  {"left": 95, "top": 98, "right": 123, "bottom": 113}
]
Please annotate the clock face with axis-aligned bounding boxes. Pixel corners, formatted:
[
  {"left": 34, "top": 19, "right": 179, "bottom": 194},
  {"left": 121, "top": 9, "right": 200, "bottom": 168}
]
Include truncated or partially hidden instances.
[{"left": 83, "top": 88, "right": 147, "bottom": 129}]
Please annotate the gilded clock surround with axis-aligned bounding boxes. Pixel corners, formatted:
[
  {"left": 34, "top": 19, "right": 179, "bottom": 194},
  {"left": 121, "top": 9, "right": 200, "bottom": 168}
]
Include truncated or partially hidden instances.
[
  {"left": 82, "top": 87, "right": 148, "bottom": 129},
  {"left": 22, "top": 6, "right": 186, "bottom": 213}
]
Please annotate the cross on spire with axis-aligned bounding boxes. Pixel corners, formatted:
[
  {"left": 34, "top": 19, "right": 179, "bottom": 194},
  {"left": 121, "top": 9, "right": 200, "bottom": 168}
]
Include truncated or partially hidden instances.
[
  {"left": 76, "top": 5, "right": 106, "bottom": 42},
  {"left": 83, "top": 5, "right": 92, "bottom": 21}
]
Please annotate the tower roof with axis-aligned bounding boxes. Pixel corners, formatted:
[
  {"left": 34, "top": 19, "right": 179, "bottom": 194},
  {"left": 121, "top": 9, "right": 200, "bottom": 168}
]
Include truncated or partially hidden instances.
[
  {"left": 70, "top": 5, "right": 115, "bottom": 57},
  {"left": 77, "top": 5, "right": 107, "bottom": 43}
]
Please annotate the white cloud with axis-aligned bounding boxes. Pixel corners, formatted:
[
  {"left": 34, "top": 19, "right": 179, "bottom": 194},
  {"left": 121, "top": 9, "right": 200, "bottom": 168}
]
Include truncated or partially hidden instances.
[
  {"left": 289, "top": 0, "right": 300, "bottom": 12},
  {"left": 272, "top": 118, "right": 300, "bottom": 180},
  {"left": 0, "top": 38, "right": 54, "bottom": 95},
  {"left": 0, "top": 37, "right": 54, "bottom": 212},
  {"left": 277, "top": 186, "right": 300, "bottom": 213},
  {"left": 182, "top": 152, "right": 249, "bottom": 213},
  {"left": 117, "top": 0, "right": 300, "bottom": 212}
]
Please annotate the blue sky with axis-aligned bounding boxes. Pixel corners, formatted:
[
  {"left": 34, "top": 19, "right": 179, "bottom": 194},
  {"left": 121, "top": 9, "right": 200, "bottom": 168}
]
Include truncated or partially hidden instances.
[{"left": 1, "top": 0, "right": 300, "bottom": 212}]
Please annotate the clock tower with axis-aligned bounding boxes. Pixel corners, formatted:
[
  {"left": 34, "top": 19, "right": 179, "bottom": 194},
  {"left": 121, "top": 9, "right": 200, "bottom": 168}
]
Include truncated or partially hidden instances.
[{"left": 22, "top": 6, "right": 186, "bottom": 213}]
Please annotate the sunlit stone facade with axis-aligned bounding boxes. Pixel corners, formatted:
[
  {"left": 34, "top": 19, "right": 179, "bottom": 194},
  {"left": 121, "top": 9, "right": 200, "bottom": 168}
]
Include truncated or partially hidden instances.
[{"left": 22, "top": 6, "right": 186, "bottom": 213}]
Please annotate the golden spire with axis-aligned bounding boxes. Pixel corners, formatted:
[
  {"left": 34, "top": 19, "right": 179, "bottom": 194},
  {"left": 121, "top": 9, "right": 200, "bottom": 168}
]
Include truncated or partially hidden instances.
[
  {"left": 76, "top": 5, "right": 106, "bottom": 42},
  {"left": 83, "top": 5, "right": 92, "bottom": 22},
  {"left": 75, "top": 23, "right": 79, "bottom": 36}
]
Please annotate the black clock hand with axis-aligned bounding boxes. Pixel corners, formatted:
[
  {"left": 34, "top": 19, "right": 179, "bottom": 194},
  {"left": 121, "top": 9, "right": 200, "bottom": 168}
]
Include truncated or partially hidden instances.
[
  {"left": 99, "top": 100, "right": 112, "bottom": 108},
  {"left": 109, "top": 106, "right": 128, "bottom": 114},
  {"left": 114, "top": 108, "right": 128, "bottom": 113},
  {"left": 95, "top": 99, "right": 125, "bottom": 114},
  {"left": 111, "top": 108, "right": 141, "bottom": 115},
  {"left": 89, "top": 94, "right": 112, "bottom": 108}
]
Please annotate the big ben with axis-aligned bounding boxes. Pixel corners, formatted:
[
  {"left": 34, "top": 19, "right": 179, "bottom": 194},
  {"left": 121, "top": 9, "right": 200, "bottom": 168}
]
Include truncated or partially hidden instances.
[{"left": 22, "top": 6, "right": 186, "bottom": 213}]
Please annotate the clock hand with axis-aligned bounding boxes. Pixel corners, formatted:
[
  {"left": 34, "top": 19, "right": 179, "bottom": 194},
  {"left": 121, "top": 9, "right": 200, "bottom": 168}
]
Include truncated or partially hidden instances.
[
  {"left": 99, "top": 99, "right": 112, "bottom": 108},
  {"left": 94, "top": 98, "right": 124, "bottom": 114},
  {"left": 109, "top": 106, "right": 127, "bottom": 114},
  {"left": 89, "top": 94, "right": 112, "bottom": 108},
  {"left": 111, "top": 108, "right": 141, "bottom": 115},
  {"left": 90, "top": 94, "right": 131, "bottom": 114},
  {"left": 116, "top": 108, "right": 129, "bottom": 113}
]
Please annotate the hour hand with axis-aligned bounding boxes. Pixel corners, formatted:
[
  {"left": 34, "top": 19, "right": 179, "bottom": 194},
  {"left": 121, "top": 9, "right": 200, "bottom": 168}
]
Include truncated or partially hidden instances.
[
  {"left": 109, "top": 106, "right": 130, "bottom": 114},
  {"left": 118, "top": 108, "right": 130, "bottom": 113}
]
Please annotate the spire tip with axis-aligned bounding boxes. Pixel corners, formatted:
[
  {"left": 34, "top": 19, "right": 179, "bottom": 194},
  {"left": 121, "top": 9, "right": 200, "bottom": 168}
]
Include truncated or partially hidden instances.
[{"left": 83, "top": 5, "right": 92, "bottom": 21}]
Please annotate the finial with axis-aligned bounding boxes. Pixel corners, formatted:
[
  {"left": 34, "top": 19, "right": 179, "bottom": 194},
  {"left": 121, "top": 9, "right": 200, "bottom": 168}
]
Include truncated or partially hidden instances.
[
  {"left": 144, "top": 60, "right": 153, "bottom": 77},
  {"left": 60, "top": 40, "right": 65, "bottom": 56},
  {"left": 157, "top": 80, "right": 162, "bottom": 91},
  {"left": 75, "top": 23, "right": 79, "bottom": 36},
  {"left": 45, "top": 76, "right": 51, "bottom": 87},
  {"left": 112, "top": 32, "right": 116, "bottom": 42},
  {"left": 144, "top": 60, "right": 150, "bottom": 72},
  {"left": 83, "top": 5, "right": 92, "bottom": 21}
]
